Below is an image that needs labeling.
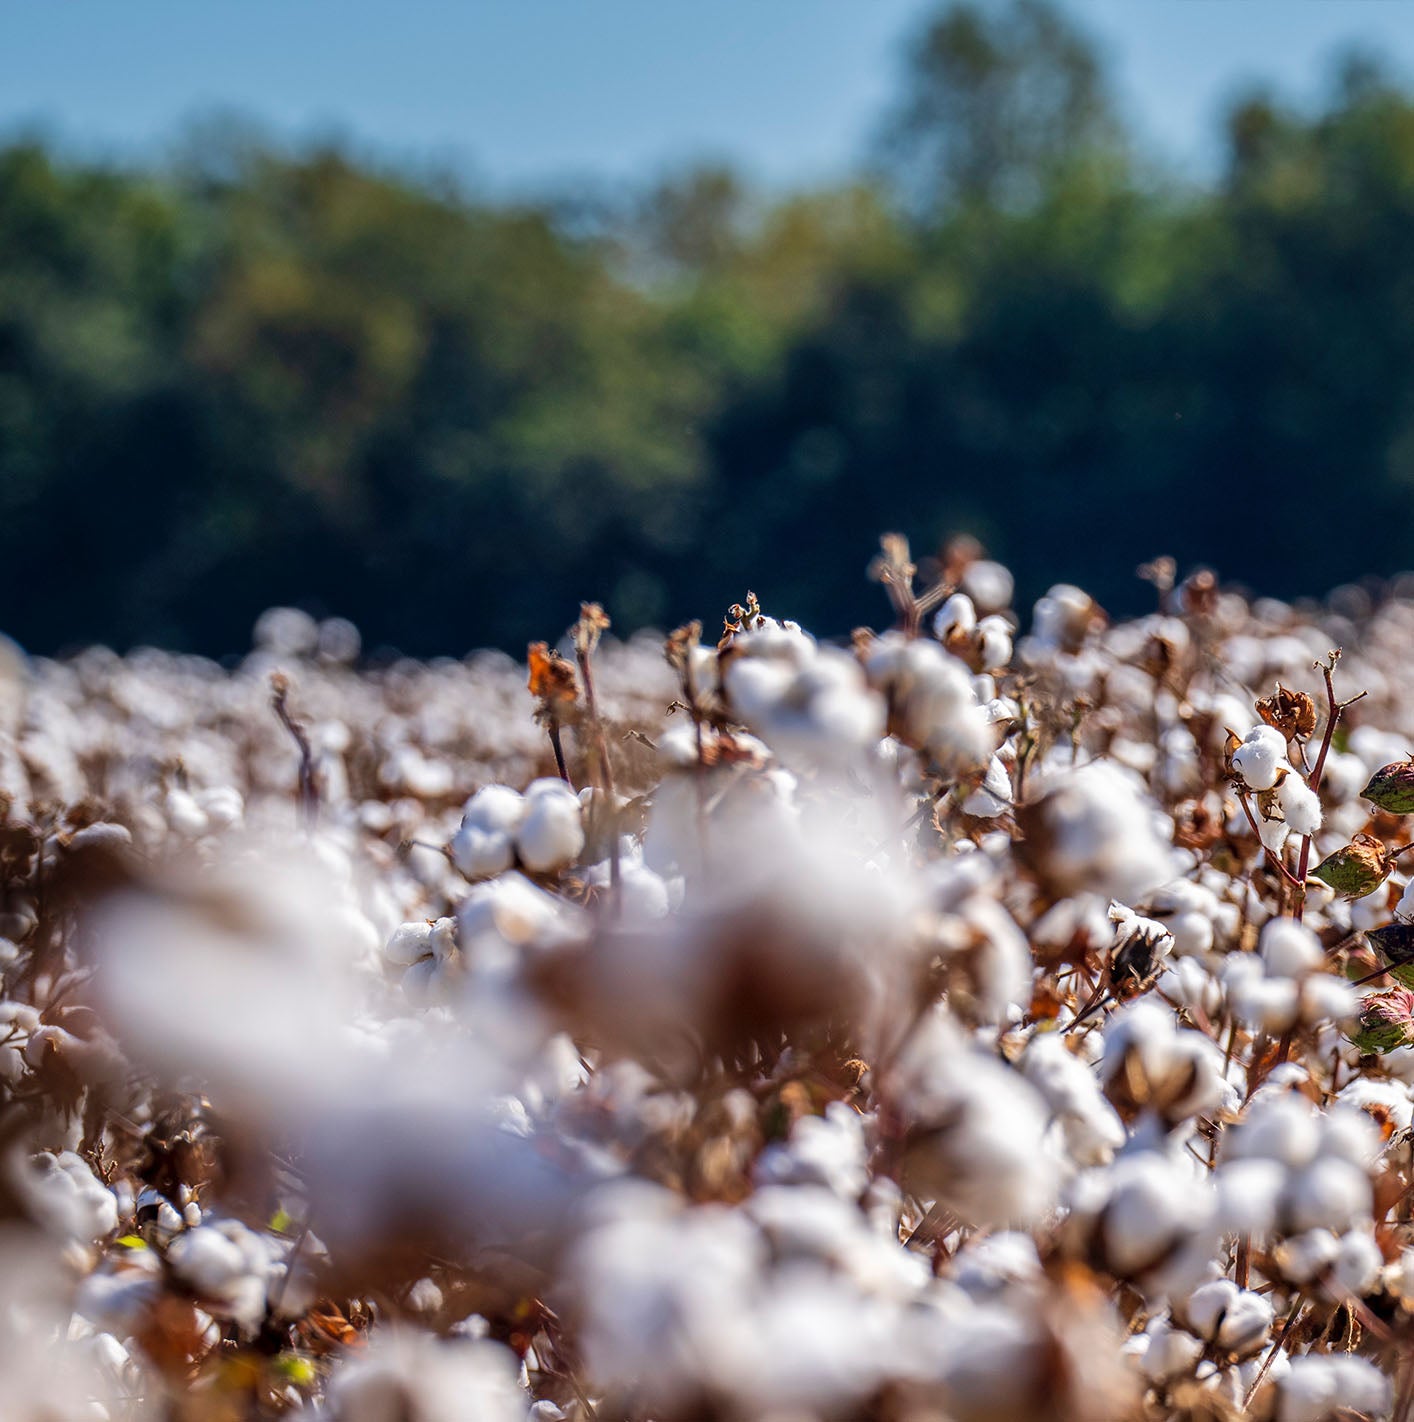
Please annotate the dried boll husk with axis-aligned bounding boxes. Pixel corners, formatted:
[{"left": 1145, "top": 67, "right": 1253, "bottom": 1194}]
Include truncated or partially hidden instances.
[
  {"left": 1256, "top": 683, "right": 1317, "bottom": 742},
  {"left": 1310, "top": 834, "right": 1392, "bottom": 899},
  {"left": 1361, "top": 758, "right": 1414, "bottom": 815}
]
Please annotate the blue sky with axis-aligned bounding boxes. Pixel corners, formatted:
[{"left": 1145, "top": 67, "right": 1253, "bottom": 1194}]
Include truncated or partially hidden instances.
[{"left": 4, "top": 1, "right": 1414, "bottom": 190}]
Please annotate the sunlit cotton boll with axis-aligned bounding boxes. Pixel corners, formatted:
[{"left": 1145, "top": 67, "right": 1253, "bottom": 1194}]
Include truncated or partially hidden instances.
[
  {"left": 326, "top": 1332, "right": 531, "bottom": 1422},
  {"left": 514, "top": 778, "right": 584, "bottom": 873},
  {"left": 891, "top": 1017, "right": 1058, "bottom": 1228},
  {"left": 166, "top": 1220, "right": 274, "bottom": 1333},
  {"left": 1232, "top": 724, "right": 1290, "bottom": 792},
  {"left": 864, "top": 634, "right": 996, "bottom": 775},
  {"left": 450, "top": 784, "right": 527, "bottom": 880},
  {"left": 20, "top": 1150, "right": 118, "bottom": 1241},
  {"left": 1018, "top": 761, "right": 1176, "bottom": 904},
  {"left": 1178, "top": 1278, "right": 1273, "bottom": 1357},
  {"left": 726, "top": 641, "right": 884, "bottom": 768}
]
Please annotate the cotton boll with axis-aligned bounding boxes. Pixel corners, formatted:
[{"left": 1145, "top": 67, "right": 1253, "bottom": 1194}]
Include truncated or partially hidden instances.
[
  {"left": 1125, "top": 1318, "right": 1203, "bottom": 1385},
  {"left": 960, "top": 560, "right": 1014, "bottom": 614},
  {"left": 1021, "top": 1033, "right": 1125, "bottom": 1167},
  {"left": 450, "top": 784, "right": 527, "bottom": 880},
  {"left": 961, "top": 754, "right": 1013, "bottom": 817},
  {"left": 1019, "top": 762, "right": 1176, "bottom": 904},
  {"left": 1276, "top": 773, "right": 1322, "bottom": 837},
  {"left": 22, "top": 1152, "right": 118, "bottom": 1241},
  {"left": 893, "top": 1021, "right": 1058, "bottom": 1229},
  {"left": 1268, "top": 1354, "right": 1390, "bottom": 1422},
  {"left": 1271, "top": 1229, "right": 1339, "bottom": 1285},
  {"left": 1260, "top": 919, "right": 1324, "bottom": 979},
  {"left": 934, "top": 593, "right": 977, "bottom": 641},
  {"left": 974, "top": 617, "right": 1013, "bottom": 674},
  {"left": 1282, "top": 1156, "right": 1372, "bottom": 1234},
  {"left": 164, "top": 787, "right": 210, "bottom": 838},
  {"left": 1181, "top": 1278, "right": 1273, "bottom": 1357},
  {"left": 515, "top": 779, "right": 584, "bottom": 873},
  {"left": 196, "top": 784, "right": 245, "bottom": 830},
  {"left": 1232, "top": 725, "right": 1288, "bottom": 792},
  {"left": 167, "top": 1222, "right": 273, "bottom": 1332},
  {"left": 327, "top": 1333, "right": 531, "bottom": 1422}
]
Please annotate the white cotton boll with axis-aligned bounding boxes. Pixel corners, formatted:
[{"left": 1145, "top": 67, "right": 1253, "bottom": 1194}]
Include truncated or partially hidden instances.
[
  {"left": 1257, "top": 813, "right": 1291, "bottom": 855},
  {"left": 1276, "top": 773, "right": 1322, "bottom": 837},
  {"left": 167, "top": 1222, "right": 271, "bottom": 1330},
  {"left": 1215, "top": 1157, "right": 1286, "bottom": 1236},
  {"left": 1331, "top": 1230, "right": 1382, "bottom": 1298},
  {"left": 1298, "top": 973, "right": 1356, "bottom": 1026},
  {"left": 1321, "top": 1104, "right": 1382, "bottom": 1169},
  {"left": 165, "top": 787, "right": 210, "bottom": 838},
  {"left": 1225, "top": 1093, "right": 1322, "bottom": 1170},
  {"left": 1261, "top": 919, "right": 1324, "bottom": 979},
  {"left": 1127, "top": 1318, "right": 1203, "bottom": 1384},
  {"left": 384, "top": 920, "right": 436, "bottom": 969},
  {"left": 23, "top": 1152, "right": 118, "bottom": 1241},
  {"left": 961, "top": 559, "right": 1014, "bottom": 614},
  {"left": 460, "top": 783, "right": 528, "bottom": 835},
  {"left": 328, "top": 1333, "right": 531, "bottom": 1422},
  {"left": 1021, "top": 1033, "right": 1125, "bottom": 1166},
  {"left": 1099, "top": 1153, "right": 1213, "bottom": 1279},
  {"left": 754, "top": 1103, "right": 869, "bottom": 1199},
  {"left": 1271, "top": 1229, "right": 1340, "bottom": 1284},
  {"left": 450, "top": 831, "right": 518, "bottom": 882},
  {"left": 1184, "top": 1278, "right": 1273, "bottom": 1355},
  {"left": 1273, "top": 1355, "right": 1390, "bottom": 1422},
  {"left": 951, "top": 1232, "right": 1041, "bottom": 1301},
  {"left": 975, "top": 617, "right": 1013, "bottom": 672},
  {"left": 934, "top": 593, "right": 977, "bottom": 641},
  {"left": 1284, "top": 1156, "right": 1373, "bottom": 1234},
  {"left": 1232, "top": 726, "right": 1288, "bottom": 792},
  {"left": 961, "top": 753, "right": 1012, "bottom": 817},
  {"left": 1023, "top": 761, "right": 1177, "bottom": 904},
  {"left": 196, "top": 784, "right": 245, "bottom": 830},
  {"left": 515, "top": 779, "right": 584, "bottom": 873}
]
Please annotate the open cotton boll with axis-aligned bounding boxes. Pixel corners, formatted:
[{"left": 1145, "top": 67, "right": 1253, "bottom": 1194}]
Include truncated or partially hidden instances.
[
  {"left": 1260, "top": 919, "right": 1325, "bottom": 979},
  {"left": 327, "top": 1332, "right": 532, "bottom": 1422},
  {"left": 1275, "top": 772, "right": 1322, "bottom": 837},
  {"left": 514, "top": 779, "right": 584, "bottom": 873},
  {"left": 167, "top": 1221, "right": 273, "bottom": 1331},
  {"left": 975, "top": 616, "right": 1014, "bottom": 672},
  {"left": 1267, "top": 1354, "right": 1390, "bottom": 1422},
  {"left": 893, "top": 1020, "right": 1058, "bottom": 1228},
  {"left": 1021, "top": 1033, "right": 1125, "bottom": 1167},
  {"left": 934, "top": 592, "right": 977, "bottom": 641},
  {"left": 960, "top": 559, "right": 1014, "bottom": 614},
  {"left": 21, "top": 1151, "right": 118, "bottom": 1241},
  {"left": 450, "top": 784, "right": 527, "bottom": 880},
  {"left": 864, "top": 635, "right": 995, "bottom": 774},
  {"left": 962, "top": 753, "right": 1013, "bottom": 817},
  {"left": 1181, "top": 1278, "right": 1273, "bottom": 1356},
  {"left": 1018, "top": 761, "right": 1176, "bottom": 904},
  {"left": 1232, "top": 724, "right": 1289, "bottom": 792}
]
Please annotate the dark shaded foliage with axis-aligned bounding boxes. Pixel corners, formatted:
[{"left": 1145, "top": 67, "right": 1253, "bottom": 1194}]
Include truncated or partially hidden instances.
[{"left": 4, "top": 2, "right": 1414, "bottom": 655}]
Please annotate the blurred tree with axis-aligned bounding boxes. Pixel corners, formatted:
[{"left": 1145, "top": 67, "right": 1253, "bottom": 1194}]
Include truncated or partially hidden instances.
[{"left": 875, "top": 0, "right": 1123, "bottom": 218}]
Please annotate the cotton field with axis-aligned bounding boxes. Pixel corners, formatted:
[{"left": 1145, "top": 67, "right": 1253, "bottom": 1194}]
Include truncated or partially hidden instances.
[{"left": 11, "top": 540, "right": 1414, "bottom": 1421}]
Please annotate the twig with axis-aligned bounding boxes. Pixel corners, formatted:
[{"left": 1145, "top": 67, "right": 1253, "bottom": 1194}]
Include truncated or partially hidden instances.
[
  {"left": 1245, "top": 1294, "right": 1304, "bottom": 1407},
  {"left": 270, "top": 673, "right": 317, "bottom": 831},
  {"left": 1294, "top": 653, "right": 1367, "bottom": 922}
]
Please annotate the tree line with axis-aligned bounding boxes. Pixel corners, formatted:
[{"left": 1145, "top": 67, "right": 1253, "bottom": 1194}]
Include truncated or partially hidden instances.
[{"left": 4, "top": 0, "right": 1414, "bottom": 656}]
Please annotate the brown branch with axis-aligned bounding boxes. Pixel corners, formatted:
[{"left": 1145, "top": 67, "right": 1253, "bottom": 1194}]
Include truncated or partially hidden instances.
[
  {"left": 1294, "top": 652, "right": 1368, "bottom": 922},
  {"left": 270, "top": 673, "right": 317, "bottom": 831}
]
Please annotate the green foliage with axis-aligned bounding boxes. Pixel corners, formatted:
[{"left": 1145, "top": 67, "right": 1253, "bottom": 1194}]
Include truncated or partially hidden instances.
[{"left": 8, "top": 2, "right": 1414, "bottom": 654}]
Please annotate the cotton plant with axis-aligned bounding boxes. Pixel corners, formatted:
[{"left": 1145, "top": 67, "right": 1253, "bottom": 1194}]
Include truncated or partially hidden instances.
[{"left": 9, "top": 544, "right": 1414, "bottom": 1420}]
